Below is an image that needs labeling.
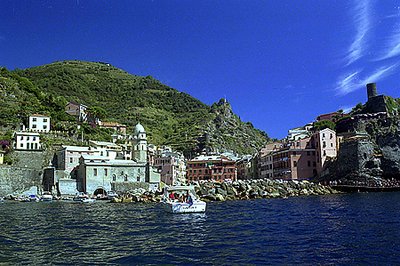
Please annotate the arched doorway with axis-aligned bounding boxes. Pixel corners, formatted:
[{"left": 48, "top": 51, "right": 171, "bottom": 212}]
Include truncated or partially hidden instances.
[{"left": 93, "top": 187, "right": 107, "bottom": 196}]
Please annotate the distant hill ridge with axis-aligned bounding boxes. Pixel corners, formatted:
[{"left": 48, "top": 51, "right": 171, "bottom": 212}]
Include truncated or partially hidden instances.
[{"left": 3, "top": 60, "right": 269, "bottom": 155}]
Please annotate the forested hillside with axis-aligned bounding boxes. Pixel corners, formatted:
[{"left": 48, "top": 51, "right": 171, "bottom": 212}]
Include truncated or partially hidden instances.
[{"left": 1, "top": 60, "right": 269, "bottom": 155}]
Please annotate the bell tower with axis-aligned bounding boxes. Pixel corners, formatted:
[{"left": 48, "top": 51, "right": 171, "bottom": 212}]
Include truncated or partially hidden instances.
[{"left": 132, "top": 123, "right": 147, "bottom": 163}]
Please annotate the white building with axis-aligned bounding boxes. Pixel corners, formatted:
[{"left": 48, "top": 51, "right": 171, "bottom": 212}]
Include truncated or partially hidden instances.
[
  {"left": 28, "top": 114, "right": 50, "bottom": 133},
  {"left": 14, "top": 132, "right": 42, "bottom": 151}
]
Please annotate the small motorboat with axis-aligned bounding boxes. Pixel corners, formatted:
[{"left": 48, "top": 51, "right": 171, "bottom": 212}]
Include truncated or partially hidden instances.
[
  {"left": 29, "top": 195, "right": 40, "bottom": 202},
  {"left": 73, "top": 192, "right": 89, "bottom": 202},
  {"left": 80, "top": 198, "right": 95, "bottom": 203},
  {"left": 162, "top": 185, "right": 206, "bottom": 214},
  {"left": 41, "top": 192, "right": 53, "bottom": 202}
]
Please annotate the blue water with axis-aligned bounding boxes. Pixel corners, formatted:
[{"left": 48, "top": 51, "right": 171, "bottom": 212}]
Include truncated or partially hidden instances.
[{"left": 1, "top": 192, "right": 399, "bottom": 265}]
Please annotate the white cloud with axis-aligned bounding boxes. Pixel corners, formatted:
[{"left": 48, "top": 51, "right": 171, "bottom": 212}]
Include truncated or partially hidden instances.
[
  {"left": 336, "top": 70, "right": 361, "bottom": 95},
  {"left": 345, "top": 0, "right": 372, "bottom": 66},
  {"left": 336, "top": 63, "right": 398, "bottom": 95},
  {"left": 377, "top": 23, "right": 400, "bottom": 60}
]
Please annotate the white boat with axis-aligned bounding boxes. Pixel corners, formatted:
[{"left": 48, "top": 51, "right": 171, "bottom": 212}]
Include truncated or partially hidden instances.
[
  {"left": 41, "top": 192, "right": 53, "bottom": 202},
  {"left": 162, "top": 185, "right": 206, "bottom": 214},
  {"left": 81, "top": 198, "right": 96, "bottom": 203}
]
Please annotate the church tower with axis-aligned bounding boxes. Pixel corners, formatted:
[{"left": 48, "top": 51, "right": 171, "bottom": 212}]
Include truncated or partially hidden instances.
[{"left": 132, "top": 123, "right": 147, "bottom": 163}]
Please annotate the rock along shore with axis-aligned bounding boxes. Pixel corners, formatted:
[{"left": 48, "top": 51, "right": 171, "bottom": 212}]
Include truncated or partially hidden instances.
[
  {"left": 112, "top": 179, "right": 339, "bottom": 203},
  {"left": 193, "top": 179, "right": 339, "bottom": 202}
]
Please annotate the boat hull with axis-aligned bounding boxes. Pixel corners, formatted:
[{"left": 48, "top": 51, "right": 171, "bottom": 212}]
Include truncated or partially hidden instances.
[{"left": 163, "top": 201, "right": 206, "bottom": 214}]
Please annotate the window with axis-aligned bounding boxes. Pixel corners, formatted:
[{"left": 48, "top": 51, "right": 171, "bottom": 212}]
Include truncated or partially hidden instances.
[
  {"left": 112, "top": 174, "right": 116, "bottom": 181},
  {"left": 43, "top": 118, "right": 48, "bottom": 122},
  {"left": 330, "top": 133, "right": 333, "bottom": 139},
  {"left": 137, "top": 176, "right": 140, "bottom": 182},
  {"left": 27, "top": 136, "right": 30, "bottom": 140},
  {"left": 312, "top": 151, "right": 315, "bottom": 156},
  {"left": 20, "top": 136, "right": 23, "bottom": 140},
  {"left": 20, "top": 143, "right": 23, "bottom": 148},
  {"left": 331, "top": 143, "right": 333, "bottom": 147},
  {"left": 293, "top": 161, "right": 297, "bottom": 167},
  {"left": 33, "top": 137, "right": 36, "bottom": 141},
  {"left": 313, "top": 161, "right": 316, "bottom": 167},
  {"left": 43, "top": 125, "right": 47, "bottom": 129},
  {"left": 32, "top": 124, "right": 37, "bottom": 128},
  {"left": 33, "top": 118, "right": 37, "bottom": 122},
  {"left": 323, "top": 150, "right": 326, "bottom": 156},
  {"left": 94, "top": 168, "right": 98, "bottom": 176},
  {"left": 307, "top": 161, "right": 311, "bottom": 167},
  {"left": 323, "top": 141, "right": 326, "bottom": 148},
  {"left": 322, "top": 133, "right": 325, "bottom": 138},
  {"left": 124, "top": 175, "right": 128, "bottom": 182},
  {"left": 69, "top": 158, "right": 73, "bottom": 163},
  {"left": 105, "top": 169, "right": 108, "bottom": 176},
  {"left": 307, "top": 151, "right": 310, "bottom": 156}
]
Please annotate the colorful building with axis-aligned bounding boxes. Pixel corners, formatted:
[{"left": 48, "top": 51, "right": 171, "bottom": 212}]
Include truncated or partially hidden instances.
[{"left": 186, "top": 155, "right": 237, "bottom": 182}]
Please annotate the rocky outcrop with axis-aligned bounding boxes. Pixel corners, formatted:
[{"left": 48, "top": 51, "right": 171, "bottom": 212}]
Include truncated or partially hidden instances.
[{"left": 322, "top": 110, "right": 400, "bottom": 186}]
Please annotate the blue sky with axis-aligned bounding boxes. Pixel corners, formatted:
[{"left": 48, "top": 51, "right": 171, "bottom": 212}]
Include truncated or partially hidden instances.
[{"left": 1, "top": 1, "right": 400, "bottom": 139}]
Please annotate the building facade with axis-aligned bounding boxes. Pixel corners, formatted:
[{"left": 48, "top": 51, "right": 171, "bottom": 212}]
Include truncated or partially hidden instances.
[
  {"left": 14, "top": 132, "right": 42, "bottom": 151},
  {"left": 186, "top": 155, "right": 237, "bottom": 182},
  {"left": 77, "top": 155, "right": 147, "bottom": 194},
  {"left": 154, "top": 150, "right": 186, "bottom": 185},
  {"left": 28, "top": 114, "right": 51, "bottom": 133}
]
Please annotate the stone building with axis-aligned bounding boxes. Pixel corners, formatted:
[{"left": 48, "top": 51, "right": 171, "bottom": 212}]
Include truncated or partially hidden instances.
[
  {"left": 77, "top": 155, "right": 146, "bottom": 195},
  {"left": 74, "top": 123, "right": 160, "bottom": 195}
]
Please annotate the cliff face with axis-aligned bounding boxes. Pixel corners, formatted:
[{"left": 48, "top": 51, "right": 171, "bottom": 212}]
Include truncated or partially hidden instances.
[{"left": 322, "top": 114, "right": 400, "bottom": 186}]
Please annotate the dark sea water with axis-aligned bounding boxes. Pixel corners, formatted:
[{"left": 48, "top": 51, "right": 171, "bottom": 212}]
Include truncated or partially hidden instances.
[{"left": 1, "top": 192, "right": 400, "bottom": 265}]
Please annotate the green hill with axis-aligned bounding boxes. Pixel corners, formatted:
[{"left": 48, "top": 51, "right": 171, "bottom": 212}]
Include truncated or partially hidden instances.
[{"left": 2, "top": 60, "right": 269, "bottom": 155}]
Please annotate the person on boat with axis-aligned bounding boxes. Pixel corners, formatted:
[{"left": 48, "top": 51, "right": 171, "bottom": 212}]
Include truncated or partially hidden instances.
[
  {"left": 187, "top": 193, "right": 193, "bottom": 206},
  {"left": 169, "top": 192, "right": 175, "bottom": 200}
]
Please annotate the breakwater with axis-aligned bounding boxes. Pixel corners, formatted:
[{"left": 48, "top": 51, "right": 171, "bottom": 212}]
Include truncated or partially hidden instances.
[
  {"left": 112, "top": 179, "right": 339, "bottom": 203},
  {"left": 194, "top": 179, "right": 339, "bottom": 201}
]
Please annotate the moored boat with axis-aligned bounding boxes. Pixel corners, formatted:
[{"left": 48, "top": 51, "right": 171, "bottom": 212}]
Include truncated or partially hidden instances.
[
  {"left": 41, "top": 192, "right": 53, "bottom": 202},
  {"left": 81, "top": 198, "right": 95, "bottom": 203},
  {"left": 162, "top": 185, "right": 206, "bottom": 214}
]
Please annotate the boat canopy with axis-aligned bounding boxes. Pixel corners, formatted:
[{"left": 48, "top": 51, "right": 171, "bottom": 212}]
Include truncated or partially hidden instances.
[{"left": 166, "top": 185, "right": 195, "bottom": 192}]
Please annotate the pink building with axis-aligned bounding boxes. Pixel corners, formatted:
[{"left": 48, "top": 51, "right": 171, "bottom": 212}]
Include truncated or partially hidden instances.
[
  {"left": 273, "top": 137, "right": 316, "bottom": 180},
  {"left": 269, "top": 128, "right": 337, "bottom": 180},
  {"left": 258, "top": 142, "right": 282, "bottom": 179}
]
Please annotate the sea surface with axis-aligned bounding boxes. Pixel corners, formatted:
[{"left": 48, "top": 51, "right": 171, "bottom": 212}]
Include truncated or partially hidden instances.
[{"left": 1, "top": 192, "right": 400, "bottom": 265}]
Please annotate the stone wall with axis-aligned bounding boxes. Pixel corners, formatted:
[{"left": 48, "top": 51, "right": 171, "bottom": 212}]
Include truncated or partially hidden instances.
[
  {"left": 0, "top": 150, "right": 53, "bottom": 196},
  {"left": 0, "top": 166, "right": 42, "bottom": 195}
]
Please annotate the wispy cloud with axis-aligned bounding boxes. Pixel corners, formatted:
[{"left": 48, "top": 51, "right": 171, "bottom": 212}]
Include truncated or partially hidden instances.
[
  {"left": 336, "top": 70, "right": 361, "bottom": 95},
  {"left": 336, "top": 63, "right": 398, "bottom": 95},
  {"left": 377, "top": 23, "right": 400, "bottom": 60},
  {"left": 345, "top": 0, "right": 372, "bottom": 66}
]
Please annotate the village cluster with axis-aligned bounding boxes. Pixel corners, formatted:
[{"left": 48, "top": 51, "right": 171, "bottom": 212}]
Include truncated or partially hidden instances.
[{"left": 0, "top": 83, "right": 387, "bottom": 198}]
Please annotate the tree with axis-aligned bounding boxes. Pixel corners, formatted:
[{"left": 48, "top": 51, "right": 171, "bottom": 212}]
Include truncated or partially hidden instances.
[
  {"left": 313, "top": 120, "right": 336, "bottom": 131},
  {"left": 87, "top": 106, "right": 107, "bottom": 120}
]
